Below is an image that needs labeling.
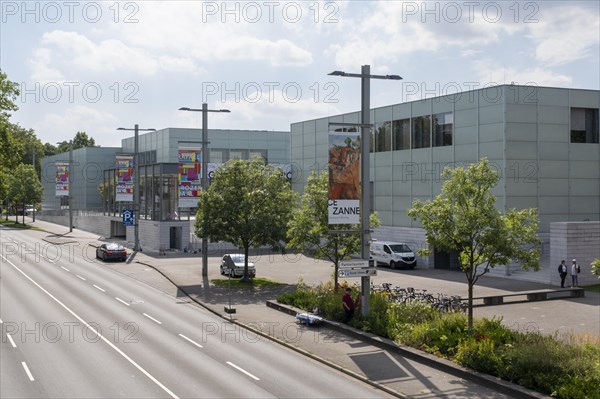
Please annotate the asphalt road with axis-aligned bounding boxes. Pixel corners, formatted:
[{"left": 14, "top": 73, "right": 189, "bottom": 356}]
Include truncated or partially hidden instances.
[{"left": 1, "top": 226, "right": 392, "bottom": 399}]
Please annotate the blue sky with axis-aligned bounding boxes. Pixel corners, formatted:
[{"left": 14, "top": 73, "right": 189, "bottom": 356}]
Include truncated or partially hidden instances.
[{"left": 2, "top": 0, "right": 599, "bottom": 147}]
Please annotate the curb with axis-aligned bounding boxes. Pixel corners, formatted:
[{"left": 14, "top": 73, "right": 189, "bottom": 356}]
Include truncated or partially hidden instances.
[
  {"left": 267, "top": 300, "right": 551, "bottom": 399},
  {"left": 135, "top": 260, "right": 409, "bottom": 398}
]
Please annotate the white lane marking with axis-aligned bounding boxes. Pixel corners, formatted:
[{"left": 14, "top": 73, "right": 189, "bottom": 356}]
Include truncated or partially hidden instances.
[
  {"left": 48, "top": 259, "right": 56, "bottom": 264},
  {"left": 0, "top": 318, "right": 3, "bottom": 323},
  {"left": 61, "top": 266, "right": 70, "bottom": 272},
  {"left": 178, "top": 334, "right": 203, "bottom": 349},
  {"left": 115, "top": 297, "right": 130, "bottom": 306},
  {"left": 93, "top": 285, "right": 106, "bottom": 292},
  {"left": 76, "top": 275, "right": 86, "bottom": 281},
  {"left": 22, "top": 362, "right": 34, "bottom": 381},
  {"left": 226, "top": 362, "right": 260, "bottom": 381},
  {"left": 143, "top": 313, "right": 162, "bottom": 325},
  {"left": 7, "top": 334, "right": 17, "bottom": 348},
  {"left": 1, "top": 254, "right": 178, "bottom": 399}
]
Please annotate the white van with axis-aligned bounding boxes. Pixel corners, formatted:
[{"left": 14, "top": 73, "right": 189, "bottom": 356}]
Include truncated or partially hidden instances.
[{"left": 370, "top": 241, "right": 417, "bottom": 269}]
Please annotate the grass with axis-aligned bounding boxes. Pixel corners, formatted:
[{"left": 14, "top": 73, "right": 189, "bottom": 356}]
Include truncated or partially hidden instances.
[
  {"left": 0, "top": 219, "right": 44, "bottom": 231},
  {"left": 582, "top": 283, "right": 600, "bottom": 293},
  {"left": 211, "top": 277, "right": 282, "bottom": 288}
]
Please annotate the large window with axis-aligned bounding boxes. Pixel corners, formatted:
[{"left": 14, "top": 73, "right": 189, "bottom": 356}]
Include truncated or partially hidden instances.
[
  {"left": 412, "top": 115, "right": 431, "bottom": 149},
  {"left": 393, "top": 118, "right": 410, "bottom": 150},
  {"left": 571, "top": 108, "right": 599, "bottom": 143},
  {"left": 433, "top": 112, "right": 453, "bottom": 147},
  {"left": 210, "top": 148, "right": 227, "bottom": 163},
  {"left": 374, "top": 121, "right": 392, "bottom": 152}
]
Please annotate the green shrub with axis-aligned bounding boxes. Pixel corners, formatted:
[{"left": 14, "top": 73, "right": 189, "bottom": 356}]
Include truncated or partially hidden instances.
[{"left": 455, "top": 338, "right": 507, "bottom": 375}]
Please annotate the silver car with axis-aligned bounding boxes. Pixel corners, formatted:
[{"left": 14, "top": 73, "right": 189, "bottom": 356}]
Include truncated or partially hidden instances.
[{"left": 220, "top": 254, "right": 256, "bottom": 278}]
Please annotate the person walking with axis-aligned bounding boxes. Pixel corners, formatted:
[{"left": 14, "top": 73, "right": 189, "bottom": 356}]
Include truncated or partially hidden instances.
[
  {"left": 571, "top": 259, "right": 580, "bottom": 287},
  {"left": 342, "top": 287, "right": 356, "bottom": 323},
  {"left": 558, "top": 260, "right": 568, "bottom": 288}
]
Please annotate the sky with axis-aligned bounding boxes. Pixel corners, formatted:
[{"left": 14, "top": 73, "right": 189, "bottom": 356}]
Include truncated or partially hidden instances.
[{"left": 1, "top": 0, "right": 599, "bottom": 147}]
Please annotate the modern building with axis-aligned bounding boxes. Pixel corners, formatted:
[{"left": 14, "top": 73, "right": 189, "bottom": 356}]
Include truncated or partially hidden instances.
[
  {"left": 40, "top": 127, "right": 290, "bottom": 251},
  {"left": 291, "top": 85, "right": 600, "bottom": 283}
]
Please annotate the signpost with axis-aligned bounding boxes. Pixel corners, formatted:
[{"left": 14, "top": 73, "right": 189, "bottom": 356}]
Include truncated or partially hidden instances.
[
  {"left": 122, "top": 210, "right": 134, "bottom": 226},
  {"left": 338, "top": 268, "right": 377, "bottom": 278}
]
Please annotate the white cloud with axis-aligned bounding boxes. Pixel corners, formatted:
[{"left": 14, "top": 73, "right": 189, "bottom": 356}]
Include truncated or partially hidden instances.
[
  {"left": 473, "top": 61, "right": 573, "bottom": 87},
  {"left": 528, "top": 5, "right": 600, "bottom": 67},
  {"left": 33, "top": 106, "right": 121, "bottom": 147},
  {"left": 29, "top": 48, "right": 64, "bottom": 83}
]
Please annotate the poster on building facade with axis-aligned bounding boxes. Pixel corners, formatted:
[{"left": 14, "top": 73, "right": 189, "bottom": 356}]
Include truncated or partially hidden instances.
[
  {"left": 178, "top": 147, "right": 202, "bottom": 208},
  {"left": 115, "top": 155, "right": 134, "bottom": 202},
  {"left": 55, "top": 162, "right": 69, "bottom": 197},
  {"left": 328, "top": 130, "right": 361, "bottom": 224}
]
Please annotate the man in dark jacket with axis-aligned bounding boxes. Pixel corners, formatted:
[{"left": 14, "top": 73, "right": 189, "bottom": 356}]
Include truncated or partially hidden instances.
[{"left": 558, "top": 260, "right": 568, "bottom": 288}]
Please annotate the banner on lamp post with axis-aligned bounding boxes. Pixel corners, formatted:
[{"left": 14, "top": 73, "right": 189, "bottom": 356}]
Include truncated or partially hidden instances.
[
  {"left": 178, "top": 147, "right": 202, "bottom": 208},
  {"left": 115, "top": 155, "right": 134, "bottom": 202},
  {"left": 55, "top": 162, "right": 69, "bottom": 197},
  {"left": 328, "top": 130, "right": 361, "bottom": 225}
]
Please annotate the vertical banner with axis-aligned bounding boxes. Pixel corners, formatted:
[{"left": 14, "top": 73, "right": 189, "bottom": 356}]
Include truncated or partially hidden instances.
[
  {"left": 178, "top": 147, "right": 202, "bottom": 208},
  {"left": 55, "top": 162, "right": 69, "bottom": 197},
  {"left": 115, "top": 155, "right": 134, "bottom": 202},
  {"left": 328, "top": 131, "right": 361, "bottom": 224}
]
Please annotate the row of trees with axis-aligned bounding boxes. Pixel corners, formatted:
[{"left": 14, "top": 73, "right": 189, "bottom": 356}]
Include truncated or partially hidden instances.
[
  {"left": 0, "top": 69, "right": 98, "bottom": 224},
  {"left": 196, "top": 157, "right": 543, "bottom": 329}
]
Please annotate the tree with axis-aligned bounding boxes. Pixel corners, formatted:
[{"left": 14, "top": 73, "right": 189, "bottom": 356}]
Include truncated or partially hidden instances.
[
  {"left": 407, "top": 159, "right": 541, "bottom": 330},
  {"left": 0, "top": 69, "right": 19, "bottom": 122},
  {"left": 592, "top": 259, "right": 600, "bottom": 278},
  {"left": 287, "top": 171, "right": 381, "bottom": 291},
  {"left": 72, "top": 131, "right": 97, "bottom": 149},
  {"left": 195, "top": 158, "right": 297, "bottom": 281},
  {"left": 0, "top": 71, "right": 20, "bottom": 211},
  {"left": 8, "top": 164, "right": 43, "bottom": 224}
]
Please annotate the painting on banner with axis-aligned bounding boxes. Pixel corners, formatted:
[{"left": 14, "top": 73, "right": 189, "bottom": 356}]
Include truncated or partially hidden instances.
[
  {"left": 55, "top": 162, "right": 69, "bottom": 197},
  {"left": 178, "top": 147, "right": 202, "bottom": 208},
  {"left": 116, "top": 155, "right": 134, "bottom": 202},
  {"left": 328, "top": 129, "right": 361, "bottom": 224}
]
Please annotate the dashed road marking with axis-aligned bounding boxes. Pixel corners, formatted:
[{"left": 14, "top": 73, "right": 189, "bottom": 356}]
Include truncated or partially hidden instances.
[
  {"left": 143, "top": 313, "right": 162, "bottom": 325},
  {"left": 178, "top": 334, "right": 203, "bottom": 349},
  {"left": 226, "top": 362, "right": 259, "bottom": 381},
  {"left": 115, "top": 297, "right": 130, "bottom": 306}
]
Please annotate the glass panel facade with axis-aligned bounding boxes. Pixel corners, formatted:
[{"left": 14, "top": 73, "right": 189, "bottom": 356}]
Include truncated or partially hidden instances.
[
  {"left": 210, "top": 148, "right": 227, "bottom": 163},
  {"left": 571, "top": 108, "right": 599, "bottom": 143},
  {"left": 375, "top": 122, "right": 392, "bottom": 152},
  {"left": 229, "top": 149, "right": 248, "bottom": 160},
  {"left": 393, "top": 118, "right": 410, "bottom": 150},
  {"left": 412, "top": 115, "right": 431, "bottom": 149},
  {"left": 433, "top": 112, "right": 453, "bottom": 147}
]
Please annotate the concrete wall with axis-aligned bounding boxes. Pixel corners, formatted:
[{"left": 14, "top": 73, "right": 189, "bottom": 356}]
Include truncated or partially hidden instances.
[
  {"left": 550, "top": 222, "right": 600, "bottom": 286},
  {"left": 37, "top": 214, "right": 111, "bottom": 238},
  {"left": 134, "top": 219, "right": 190, "bottom": 252}
]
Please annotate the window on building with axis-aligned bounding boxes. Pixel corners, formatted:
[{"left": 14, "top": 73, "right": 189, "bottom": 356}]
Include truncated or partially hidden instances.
[
  {"left": 571, "top": 108, "right": 599, "bottom": 143},
  {"left": 249, "top": 150, "right": 268, "bottom": 162},
  {"left": 393, "top": 118, "right": 410, "bottom": 150},
  {"left": 412, "top": 115, "right": 431, "bottom": 149},
  {"left": 433, "top": 112, "right": 453, "bottom": 147},
  {"left": 229, "top": 149, "right": 248, "bottom": 160},
  {"left": 375, "top": 121, "right": 392, "bottom": 152},
  {"left": 210, "top": 149, "right": 227, "bottom": 163}
]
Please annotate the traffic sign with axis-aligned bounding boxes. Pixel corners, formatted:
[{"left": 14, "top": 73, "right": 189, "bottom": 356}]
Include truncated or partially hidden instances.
[
  {"left": 122, "top": 210, "right": 134, "bottom": 226},
  {"left": 338, "top": 268, "right": 377, "bottom": 278},
  {"left": 339, "top": 259, "right": 369, "bottom": 269}
]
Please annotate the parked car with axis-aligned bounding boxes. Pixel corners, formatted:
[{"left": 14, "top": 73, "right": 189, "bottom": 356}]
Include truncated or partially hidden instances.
[
  {"left": 370, "top": 240, "right": 417, "bottom": 269},
  {"left": 96, "top": 243, "right": 128, "bottom": 261},
  {"left": 24, "top": 205, "right": 35, "bottom": 216},
  {"left": 220, "top": 254, "right": 256, "bottom": 278}
]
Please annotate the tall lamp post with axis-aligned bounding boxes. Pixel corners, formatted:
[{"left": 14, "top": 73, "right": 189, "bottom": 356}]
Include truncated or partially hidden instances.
[
  {"left": 328, "top": 65, "right": 402, "bottom": 317},
  {"left": 179, "top": 104, "right": 231, "bottom": 277},
  {"left": 57, "top": 140, "right": 74, "bottom": 232},
  {"left": 117, "top": 125, "right": 156, "bottom": 251}
]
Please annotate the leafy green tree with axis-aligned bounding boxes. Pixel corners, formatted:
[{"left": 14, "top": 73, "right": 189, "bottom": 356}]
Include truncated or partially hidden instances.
[
  {"left": 0, "top": 70, "right": 20, "bottom": 211},
  {"left": 407, "top": 159, "right": 541, "bottom": 330},
  {"left": 72, "top": 131, "right": 97, "bottom": 149},
  {"left": 591, "top": 259, "right": 600, "bottom": 278},
  {"left": 9, "top": 124, "right": 44, "bottom": 175},
  {"left": 0, "top": 69, "right": 19, "bottom": 122},
  {"left": 195, "top": 158, "right": 297, "bottom": 281},
  {"left": 287, "top": 171, "right": 381, "bottom": 291},
  {"left": 8, "top": 164, "right": 43, "bottom": 224}
]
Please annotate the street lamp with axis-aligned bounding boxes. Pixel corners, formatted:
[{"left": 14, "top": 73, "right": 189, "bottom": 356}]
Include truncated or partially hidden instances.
[
  {"left": 179, "top": 104, "right": 231, "bottom": 277},
  {"left": 57, "top": 140, "right": 74, "bottom": 233},
  {"left": 117, "top": 125, "right": 156, "bottom": 252},
  {"left": 328, "top": 65, "right": 402, "bottom": 317}
]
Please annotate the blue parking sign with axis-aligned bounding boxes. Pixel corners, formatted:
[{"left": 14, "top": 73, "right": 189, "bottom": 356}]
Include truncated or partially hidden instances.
[{"left": 122, "top": 210, "right": 134, "bottom": 226}]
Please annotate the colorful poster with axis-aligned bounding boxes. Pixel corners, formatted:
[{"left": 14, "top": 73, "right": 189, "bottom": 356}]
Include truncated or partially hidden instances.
[
  {"left": 116, "top": 155, "right": 134, "bottom": 202},
  {"left": 328, "top": 131, "right": 361, "bottom": 224},
  {"left": 55, "top": 162, "right": 69, "bottom": 197},
  {"left": 178, "top": 147, "right": 202, "bottom": 208}
]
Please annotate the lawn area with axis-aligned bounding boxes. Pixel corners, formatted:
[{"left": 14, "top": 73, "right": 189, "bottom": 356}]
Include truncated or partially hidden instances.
[
  {"left": 0, "top": 219, "right": 44, "bottom": 231},
  {"left": 583, "top": 284, "right": 600, "bottom": 293},
  {"left": 211, "top": 277, "right": 282, "bottom": 288}
]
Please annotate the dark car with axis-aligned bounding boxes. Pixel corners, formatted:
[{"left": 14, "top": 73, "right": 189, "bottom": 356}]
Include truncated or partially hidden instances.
[{"left": 96, "top": 243, "right": 127, "bottom": 261}]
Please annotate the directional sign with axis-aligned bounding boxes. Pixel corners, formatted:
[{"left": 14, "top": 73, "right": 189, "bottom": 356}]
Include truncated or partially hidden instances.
[
  {"left": 338, "top": 268, "right": 377, "bottom": 278},
  {"left": 339, "top": 259, "right": 369, "bottom": 269},
  {"left": 122, "top": 210, "right": 134, "bottom": 226}
]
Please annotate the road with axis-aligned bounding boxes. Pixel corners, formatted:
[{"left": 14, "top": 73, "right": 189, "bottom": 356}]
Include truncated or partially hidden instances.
[{"left": 0, "top": 226, "right": 392, "bottom": 399}]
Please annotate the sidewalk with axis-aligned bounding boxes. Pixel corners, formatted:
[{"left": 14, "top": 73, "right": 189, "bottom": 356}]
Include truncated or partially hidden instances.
[{"left": 14, "top": 219, "right": 599, "bottom": 398}]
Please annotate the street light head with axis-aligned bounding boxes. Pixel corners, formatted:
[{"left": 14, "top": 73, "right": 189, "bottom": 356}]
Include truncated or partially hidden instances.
[
  {"left": 179, "top": 107, "right": 191, "bottom": 111},
  {"left": 116, "top": 127, "right": 127, "bottom": 131},
  {"left": 386, "top": 75, "right": 403, "bottom": 80},
  {"left": 328, "top": 70, "right": 347, "bottom": 77},
  {"left": 219, "top": 109, "right": 231, "bottom": 113}
]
